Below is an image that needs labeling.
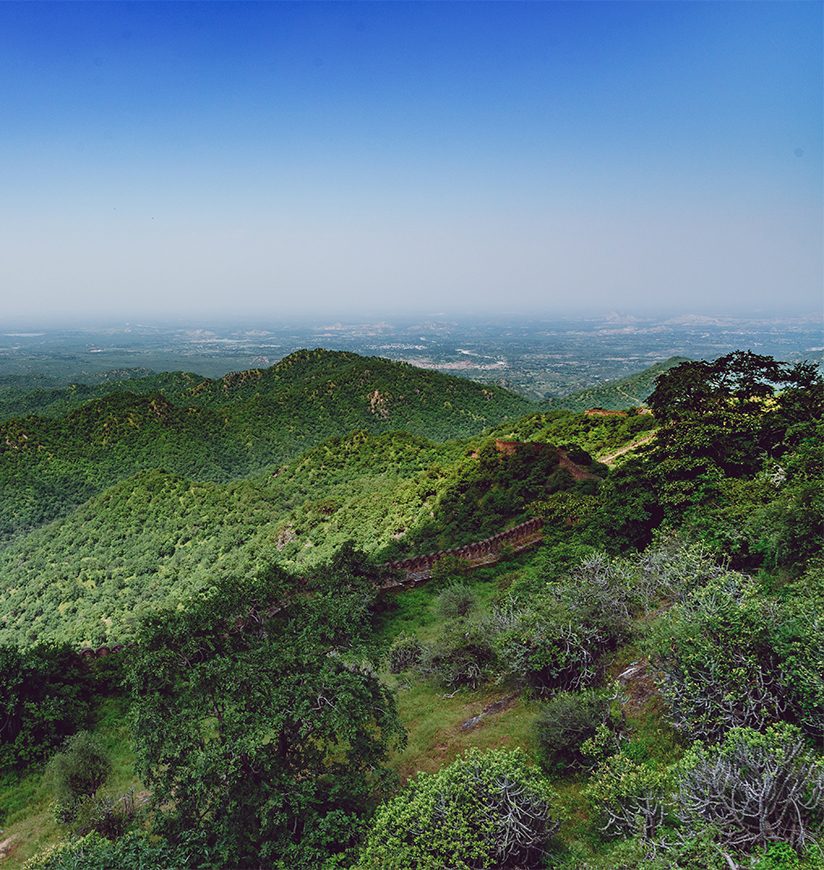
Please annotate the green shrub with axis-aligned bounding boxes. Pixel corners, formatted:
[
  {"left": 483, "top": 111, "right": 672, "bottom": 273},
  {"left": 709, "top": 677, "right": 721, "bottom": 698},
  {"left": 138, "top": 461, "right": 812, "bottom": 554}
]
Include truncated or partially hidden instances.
[
  {"left": 436, "top": 582, "right": 477, "bottom": 619},
  {"left": 70, "top": 790, "right": 136, "bottom": 839},
  {"left": 753, "top": 842, "right": 805, "bottom": 869},
  {"left": 586, "top": 754, "right": 674, "bottom": 840},
  {"left": 771, "top": 567, "right": 824, "bottom": 741},
  {"left": 418, "top": 619, "right": 495, "bottom": 690},
  {"left": 578, "top": 832, "right": 730, "bottom": 870},
  {"left": 47, "top": 731, "right": 111, "bottom": 825},
  {"left": 535, "top": 686, "right": 623, "bottom": 772},
  {"left": 23, "top": 831, "right": 192, "bottom": 870},
  {"left": 648, "top": 572, "right": 823, "bottom": 741},
  {"left": 358, "top": 748, "right": 560, "bottom": 869},
  {"left": 675, "top": 724, "right": 824, "bottom": 852},
  {"left": 491, "top": 598, "right": 600, "bottom": 692},
  {"left": 430, "top": 554, "right": 470, "bottom": 585},
  {"left": 633, "top": 534, "right": 726, "bottom": 612},
  {"left": 387, "top": 633, "right": 423, "bottom": 674},
  {"left": 492, "top": 553, "right": 633, "bottom": 693}
]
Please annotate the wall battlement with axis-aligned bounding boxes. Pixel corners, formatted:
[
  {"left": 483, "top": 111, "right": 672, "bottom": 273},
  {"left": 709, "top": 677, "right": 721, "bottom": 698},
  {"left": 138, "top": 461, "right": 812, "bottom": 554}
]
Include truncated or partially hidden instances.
[{"left": 380, "top": 517, "right": 544, "bottom": 588}]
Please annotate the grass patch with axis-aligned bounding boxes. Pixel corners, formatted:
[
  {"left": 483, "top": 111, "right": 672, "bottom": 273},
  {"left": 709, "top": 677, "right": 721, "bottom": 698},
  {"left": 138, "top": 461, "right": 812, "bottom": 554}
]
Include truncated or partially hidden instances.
[
  {"left": 390, "top": 680, "right": 539, "bottom": 782},
  {"left": 0, "top": 697, "right": 141, "bottom": 868}
]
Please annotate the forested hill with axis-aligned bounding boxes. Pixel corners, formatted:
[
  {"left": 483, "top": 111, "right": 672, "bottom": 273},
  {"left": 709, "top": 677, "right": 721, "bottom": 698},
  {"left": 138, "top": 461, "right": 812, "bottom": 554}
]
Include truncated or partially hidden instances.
[
  {"left": 545, "top": 356, "right": 688, "bottom": 411},
  {"left": 0, "top": 350, "right": 532, "bottom": 540},
  {"left": 0, "top": 349, "right": 533, "bottom": 423},
  {"left": 0, "top": 424, "right": 612, "bottom": 648},
  {"left": 3, "top": 351, "right": 823, "bottom": 870}
]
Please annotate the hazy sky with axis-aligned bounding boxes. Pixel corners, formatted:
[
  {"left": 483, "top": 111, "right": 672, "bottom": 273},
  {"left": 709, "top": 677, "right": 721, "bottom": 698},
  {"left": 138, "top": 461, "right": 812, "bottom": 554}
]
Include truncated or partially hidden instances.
[{"left": 0, "top": 1, "right": 821, "bottom": 322}]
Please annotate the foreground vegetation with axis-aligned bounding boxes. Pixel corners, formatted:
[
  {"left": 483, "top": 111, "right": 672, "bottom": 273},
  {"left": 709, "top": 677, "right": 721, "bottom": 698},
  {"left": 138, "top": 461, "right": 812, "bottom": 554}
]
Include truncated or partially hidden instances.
[{"left": 0, "top": 350, "right": 821, "bottom": 868}]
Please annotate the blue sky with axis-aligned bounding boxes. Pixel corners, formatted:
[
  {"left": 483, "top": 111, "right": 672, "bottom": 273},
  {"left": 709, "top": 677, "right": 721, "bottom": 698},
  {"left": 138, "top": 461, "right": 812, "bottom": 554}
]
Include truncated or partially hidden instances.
[{"left": 0, "top": 1, "right": 820, "bottom": 321}]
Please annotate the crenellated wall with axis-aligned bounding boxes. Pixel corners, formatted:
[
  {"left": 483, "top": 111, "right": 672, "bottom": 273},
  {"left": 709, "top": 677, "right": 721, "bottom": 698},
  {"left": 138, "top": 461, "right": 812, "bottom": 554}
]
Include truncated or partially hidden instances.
[{"left": 380, "top": 517, "right": 543, "bottom": 588}]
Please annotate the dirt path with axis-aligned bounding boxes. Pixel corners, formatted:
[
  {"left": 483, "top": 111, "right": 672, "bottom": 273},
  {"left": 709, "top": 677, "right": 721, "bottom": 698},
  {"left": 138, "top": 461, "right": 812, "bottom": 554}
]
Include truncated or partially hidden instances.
[{"left": 598, "top": 431, "right": 657, "bottom": 466}]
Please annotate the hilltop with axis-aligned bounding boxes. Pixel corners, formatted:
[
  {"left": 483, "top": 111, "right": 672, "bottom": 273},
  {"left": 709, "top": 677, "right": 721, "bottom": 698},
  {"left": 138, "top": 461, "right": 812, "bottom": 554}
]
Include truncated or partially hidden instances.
[
  {"left": 0, "top": 350, "right": 532, "bottom": 423},
  {"left": 0, "top": 350, "right": 532, "bottom": 540}
]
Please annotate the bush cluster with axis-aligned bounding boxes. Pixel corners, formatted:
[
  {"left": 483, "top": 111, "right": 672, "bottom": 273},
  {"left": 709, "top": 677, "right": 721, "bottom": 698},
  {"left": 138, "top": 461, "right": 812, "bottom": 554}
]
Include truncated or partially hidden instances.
[
  {"left": 647, "top": 571, "right": 823, "bottom": 741},
  {"left": 358, "top": 748, "right": 560, "bottom": 869},
  {"left": 586, "top": 724, "right": 824, "bottom": 857},
  {"left": 535, "top": 686, "right": 624, "bottom": 773}
]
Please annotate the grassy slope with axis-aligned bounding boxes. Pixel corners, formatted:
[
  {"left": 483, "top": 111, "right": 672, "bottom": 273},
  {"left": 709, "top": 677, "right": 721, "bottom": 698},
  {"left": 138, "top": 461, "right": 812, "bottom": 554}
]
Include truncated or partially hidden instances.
[
  {"left": 377, "top": 551, "right": 684, "bottom": 867},
  {"left": 0, "top": 699, "right": 141, "bottom": 869},
  {"left": 0, "top": 527, "right": 687, "bottom": 868}
]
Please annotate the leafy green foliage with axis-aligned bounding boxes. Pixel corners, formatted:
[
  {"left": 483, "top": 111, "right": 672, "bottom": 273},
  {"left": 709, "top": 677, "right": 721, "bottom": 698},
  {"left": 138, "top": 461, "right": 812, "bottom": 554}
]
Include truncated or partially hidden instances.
[
  {"left": 647, "top": 352, "right": 786, "bottom": 423},
  {"left": 647, "top": 572, "right": 823, "bottom": 741},
  {"left": 387, "top": 439, "right": 605, "bottom": 557},
  {"left": 22, "top": 831, "right": 195, "bottom": 870},
  {"left": 588, "top": 352, "right": 824, "bottom": 562},
  {"left": 492, "top": 407, "right": 658, "bottom": 457},
  {"left": 0, "top": 424, "right": 606, "bottom": 648},
  {"left": 128, "top": 553, "right": 404, "bottom": 869},
  {"left": 0, "top": 431, "right": 463, "bottom": 646},
  {"left": 358, "top": 748, "right": 560, "bottom": 869},
  {"left": 535, "top": 687, "right": 624, "bottom": 773},
  {"left": 492, "top": 553, "right": 634, "bottom": 693},
  {"left": 0, "top": 644, "right": 96, "bottom": 771}
]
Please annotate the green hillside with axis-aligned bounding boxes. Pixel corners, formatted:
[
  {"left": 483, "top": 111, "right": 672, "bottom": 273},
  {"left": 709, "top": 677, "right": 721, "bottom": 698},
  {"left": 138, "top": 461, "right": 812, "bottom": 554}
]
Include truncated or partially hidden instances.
[
  {"left": 0, "top": 369, "right": 161, "bottom": 421},
  {"left": 0, "top": 350, "right": 532, "bottom": 540},
  {"left": 1, "top": 351, "right": 822, "bottom": 870},
  {"left": 0, "top": 350, "right": 532, "bottom": 423},
  {"left": 0, "top": 418, "right": 612, "bottom": 648},
  {"left": 545, "top": 356, "right": 688, "bottom": 411}
]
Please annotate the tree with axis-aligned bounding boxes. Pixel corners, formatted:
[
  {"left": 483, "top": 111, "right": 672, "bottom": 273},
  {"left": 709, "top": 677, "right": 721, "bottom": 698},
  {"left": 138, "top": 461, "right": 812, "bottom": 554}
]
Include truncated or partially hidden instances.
[
  {"left": 0, "top": 642, "right": 95, "bottom": 770},
  {"left": 128, "top": 556, "right": 404, "bottom": 868},
  {"left": 647, "top": 352, "right": 786, "bottom": 423},
  {"left": 646, "top": 360, "right": 718, "bottom": 422},
  {"left": 358, "top": 748, "right": 559, "bottom": 869},
  {"left": 47, "top": 731, "right": 111, "bottom": 824}
]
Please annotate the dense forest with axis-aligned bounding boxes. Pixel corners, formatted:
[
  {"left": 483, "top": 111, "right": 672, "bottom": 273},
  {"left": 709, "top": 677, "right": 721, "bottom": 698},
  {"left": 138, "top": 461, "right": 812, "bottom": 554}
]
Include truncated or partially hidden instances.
[{"left": 0, "top": 350, "right": 821, "bottom": 869}]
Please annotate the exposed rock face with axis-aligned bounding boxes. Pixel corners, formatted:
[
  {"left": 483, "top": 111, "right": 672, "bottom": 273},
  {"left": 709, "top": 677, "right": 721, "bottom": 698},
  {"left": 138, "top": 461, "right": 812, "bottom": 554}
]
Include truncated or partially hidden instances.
[{"left": 368, "top": 389, "right": 390, "bottom": 419}]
